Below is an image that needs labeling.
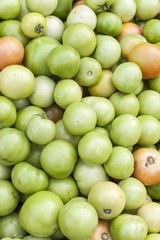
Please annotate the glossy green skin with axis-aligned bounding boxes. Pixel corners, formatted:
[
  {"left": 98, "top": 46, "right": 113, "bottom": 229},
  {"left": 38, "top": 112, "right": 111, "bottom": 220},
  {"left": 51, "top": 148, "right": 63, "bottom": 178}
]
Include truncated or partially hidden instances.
[
  {"left": 47, "top": 45, "right": 81, "bottom": 79},
  {"left": 53, "top": 0, "right": 73, "bottom": 20},
  {"left": 24, "top": 36, "right": 60, "bottom": 77},
  {"left": 0, "top": 20, "right": 30, "bottom": 46},
  {"left": 19, "top": 191, "right": 64, "bottom": 237},
  {"left": 0, "top": 212, "right": 27, "bottom": 238},
  {"left": 0, "top": 0, "right": 21, "bottom": 20},
  {"left": 0, "top": 127, "right": 30, "bottom": 166},
  {"left": 11, "top": 162, "right": 49, "bottom": 195},
  {"left": 0, "top": 180, "right": 20, "bottom": 216},
  {"left": 143, "top": 19, "right": 160, "bottom": 43},
  {"left": 110, "top": 214, "right": 148, "bottom": 240}
]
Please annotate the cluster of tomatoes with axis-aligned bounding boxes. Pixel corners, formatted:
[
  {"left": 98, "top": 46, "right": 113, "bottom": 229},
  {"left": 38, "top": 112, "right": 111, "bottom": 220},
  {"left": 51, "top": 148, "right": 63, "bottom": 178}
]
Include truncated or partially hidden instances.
[{"left": 0, "top": 0, "right": 160, "bottom": 240}]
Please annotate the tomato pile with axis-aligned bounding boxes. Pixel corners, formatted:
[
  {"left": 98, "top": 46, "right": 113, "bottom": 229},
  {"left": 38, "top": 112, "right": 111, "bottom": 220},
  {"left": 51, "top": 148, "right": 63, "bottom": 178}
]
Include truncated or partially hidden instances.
[{"left": 0, "top": 0, "right": 160, "bottom": 239}]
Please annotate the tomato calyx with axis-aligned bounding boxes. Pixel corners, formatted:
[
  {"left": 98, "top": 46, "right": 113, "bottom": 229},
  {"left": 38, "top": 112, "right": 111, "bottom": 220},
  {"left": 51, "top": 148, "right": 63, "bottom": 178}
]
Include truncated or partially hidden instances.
[
  {"left": 101, "top": 232, "right": 110, "bottom": 240},
  {"left": 145, "top": 156, "right": 155, "bottom": 167},
  {"left": 99, "top": 3, "right": 110, "bottom": 12},
  {"left": 103, "top": 208, "right": 111, "bottom": 214},
  {"left": 35, "top": 23, "right": 45, "bottom": 34}
]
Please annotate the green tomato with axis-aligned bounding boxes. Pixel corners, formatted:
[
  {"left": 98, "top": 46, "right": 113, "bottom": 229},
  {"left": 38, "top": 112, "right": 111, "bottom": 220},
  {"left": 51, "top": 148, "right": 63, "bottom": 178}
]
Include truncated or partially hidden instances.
[
  {"left": 137, "top": 90, "right": 160, "bottom": 120},
  {"left": 0, "top": 96, "right": 17, "bottom": 129},
  {"left": 88, "top": 181, "right": 126, "bottom": 220},
  {"left": 53, "top": 0, "right": 73, "bottom": 20},
  {"left": 0, "top": 180, "right": 20, "bottom": 216},
  {"left": 62, "top": 23, "right": 97, "bottom": 57},
  {"left": 21, "top": 12, "right": 46, "bottom": 38},
  {"left": 58, "top": 197, "right": 98, "bottom": 240},
  {"left": 25, "top": 142, "right": 44, "bottom": 169},
  {"left": 63, "top": 101, "right": 97, "bottom": 136},
  {"left": 0, "top": 20, "right": 30, "bottom": 46},
  {"left": 135, "top": 0, "right": 160, "bottom": 20},
  {"left": 148, "top": 74, "right": 160, "bottom": 93},
  {"left": 146, "top": 183, "right": 160, "bottom": 200},
  {"left": 19, "top": 191, "right": 64, "bottom": 237},
  {"left": 47, "top": 176, "right": 79, "bottom": 204},
  {"left": 17, "top": 0, "right": 30, "bottom": 21},
  {"left": 93, "top": 34, "right": 121, "bottom": 68},
  {"left": 110, "top": 0, "right": 137, "bottom": 22},
  {"left": 53, "top": 79, "right": 82, "bottom": 109},
  {"left": 137, "top": 115, "right": 160, "bottom": 146},
  {"left": 66, "top": 5, "right": 97, "bottom": 30},
  {"left": 40, "top": 139, "right": 78, "bottom": 178},
  {"left": 14, "top": 105, "right": 47, "bottom": 132},
  {"left": 78, "top": 130, "right": 112, "bottom": 165},
  {"left": 24, "top": 36, "right": 60, "bottom": 77},
  {"left": 12, "top": 98, "right": 30, "bottom": 111},
  {"left": 0, "top": 212, "right": 27, "bottom": 238},
  {"left": 82, "top": 96, "right": 115, "bottom": 127},
  {"left": 110, "top": 214, "right": 148, "bottom": 240},
  {"left": 96, "top": 11, "right": 122, "bottom": 36},
  {"left": 74, "top": 57, "right": 102, "bottom": 87},
  {"left": 137, "top": 202, "right": 160, "bottom": 233},
  {"left": 73, "top": 159, "right": 109, "bottom": 196},
  {"left": 145, "top": 233, "right": 160, "bottom": 240},
  {"left": 142, "top": 19, "right": 160, "bottom": 43},
  {"left": 11, "top": 162, "right": 49, "bottom": 195},
  {"left": 112, "top": 62, "right": 143, "bottom": 94},
  {"left": 26, "top": 0, "right": 58, "bottom": 16},
  {"left": 109, "top": 91, "right": 140, "bottom": 117},
  {"left": 29, "top": 75, "right": 56, "bottom": 108},
  {"left": 119, "top": 177, "right": 147, "bottom": 210},
  {"left": 0, "top": 0, "right": 21, "bottom": 19},
  {"left": 0, "top": 65, "right": 35, "bottom": 100},
  {"left": 23, "top": 236, "right": 51, "bottom": 240},
  {"left": 85, "top": 0, "right": 115, "bottom": 13},
  {"left": 104, "top": 146, "right": 134, "bottom": 180},
  {"left": 0, "top": 127, "right": 30, "bottom": 166},
  {"left": 26, "top": 114, "right": 56, "bottom": 145},
  {"left": 47, "top": 45, "right": 81, "bottom": 79},
  {"left": 109, "top": 114, "right": 142, "bottom": 147},
  {"left": 0, "top": 163, "right": 12, "bottom": 180}
]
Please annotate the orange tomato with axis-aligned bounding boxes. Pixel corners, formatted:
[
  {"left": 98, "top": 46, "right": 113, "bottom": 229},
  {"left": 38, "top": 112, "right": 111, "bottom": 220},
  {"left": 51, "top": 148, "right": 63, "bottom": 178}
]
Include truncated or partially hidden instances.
[
  {"left": 0, "top": 36, "right": 24, "bottom": 70},
  {"left": 116, "top": 22, "right": 142, "bottom": 41},
  {"left": 133, "top": 148, "right": 160, "bottom": 186}
]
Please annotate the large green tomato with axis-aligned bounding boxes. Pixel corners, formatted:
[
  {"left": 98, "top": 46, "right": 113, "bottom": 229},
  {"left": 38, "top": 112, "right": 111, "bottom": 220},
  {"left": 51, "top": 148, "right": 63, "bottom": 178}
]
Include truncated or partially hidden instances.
[
  {"left": 63, "top": 101, "right": 97, "bottom": 136},
  {"left": 47, "top": 176, "right": 79, "bottom": 204},
  {"left": 119, "top": 177, "right": 147, "bottom": 210},
  {"left": 26, "top": 114, "right": 56, "bottom": 145},
  {"left": 82, "top": 96, "right": 115, "bottom": 126},
  {"left": 26, "top": 0, "right": 58, "bottom": 16},
  {"left": 78, "top": 130, "right": 112, "bottom": 165},
  {"left": 85, "top": 0, "right": 115, "bottom": 13},
  {"left": 53, "top": 0, "right": 73, "bottom": 20},
  {"left": 40, "top": 139, "right": 78, "bottom": 178},
  {"left": 0, "top": 180, "right": 20, "bottom": 216},
  {"left": 0, "top": 212, "right": 27, "bottom": 238},
  {"left": 24, "top": 36, "right": 60, "bottom": 77},
  {"left": 47, "top": 45, "right": 81, "bottom": 79},
  {"left": 62, "top": 23, "right": 97, "bottom": 57},
  {"left": 73, "top": 159, "right": 109, "bottom": 196},
  {"left": 135, "top": 0, "right": 160, "bottom": 20},
  {"left": 109, "top": 91, "right": 140, "bottom": 117},
  {"left": 19, "top": 191, "right": 64, "bottom": 237},
  {"left": 0, "top": 0, "right": 21, "bottom": 19},
  {"left": 53, "top": 79, "right": 82, "bottom": 109},
  {"left": 110, "top": 214, "right": 148, "bottom": 240},
  {"left": 112, "top": 62, "right": 143, "bottom": 94},
  {"left": 0, "top": 20, "right": 30, "bottom": 46},
  {"left": 109, "top": 114, "right": 142, "bottom": 147},
  {"left": 0, "top": 127, "right": 30, "bottom": 166},
  {"left": 25, "top": 142, "right": 44, "bottom": 169},
  {"left": 143, "top": 19, "right": 160, "bottom": 43},
  {"left": 104, "top": 146, "right": 134, "bottom": 180},
  {"left": 0, "top": 65, "right": 35, "bottom": 100},
  {"left": 0, "top": 96, "right": 17, "bottom": 129},
  {"left": 137, "top": 90, "right": 160, "bottom": 120},
  {"left": 93, "top": 34, "right": 121, "bottom": 68},
  {"left": 88, "top": 181, "right": 126, "bottom": 220},
  {"left": 146, "top": 183, "right": 160, "bottom": 200},
  {"left": 58, "top": 197, "right": 98, "bottom": 240},
  {"left": 11, "top": 162, "right": 49, "bottom": 195}
]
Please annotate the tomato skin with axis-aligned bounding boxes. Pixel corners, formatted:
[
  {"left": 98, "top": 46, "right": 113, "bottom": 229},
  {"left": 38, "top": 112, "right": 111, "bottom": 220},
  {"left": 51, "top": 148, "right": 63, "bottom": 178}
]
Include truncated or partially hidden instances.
[
  {"left": 0, "top": 0, "right": 21, "bottom": 20},
  {"left": 0, "top": 36, "right": 24, "bottom": 70},
  {"left": 53, "top": 0, "right": 73, "bottom": 20},
  {"left": 116, "top": 22, "right": 142, "bottom": 41},
  {"left": 133, "top": 148, "right": 160, "bottom": 186},
  {"left": 128, "top": 42, "right": 160, "bottom": 79},
  {"left": 135, "top": 0, "right": 160, "bottom": 20}
]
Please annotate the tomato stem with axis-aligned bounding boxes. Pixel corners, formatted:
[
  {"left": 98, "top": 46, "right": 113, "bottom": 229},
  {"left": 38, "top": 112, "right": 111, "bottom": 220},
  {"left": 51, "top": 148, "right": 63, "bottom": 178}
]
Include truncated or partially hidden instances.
[
  {"left": 103, "top": 209, "right": 111, "bottom": 214},
  {"left": 101, "top": 232, "right": 110, "bottom": 240},
  {"left": 35, "top": 23, "right": 44, "bottom": 34}
]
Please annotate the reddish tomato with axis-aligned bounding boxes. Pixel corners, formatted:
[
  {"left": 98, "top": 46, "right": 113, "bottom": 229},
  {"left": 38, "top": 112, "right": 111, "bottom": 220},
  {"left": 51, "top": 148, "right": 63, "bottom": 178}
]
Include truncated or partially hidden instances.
[
  {"left": 116, "top": 22, "right": 142, "bottom": 41},
  {"left": 128, "top": 42, "right": 160, "bottom": 79},
  {"left": 89, "top": 219, "right": 113, "bottom": 240},
  {"left": 133, "top": 148, "right": 160, "bottom": 186},
  {"left": 0, "top": 36, "right": 24, "bottom": 70}
]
